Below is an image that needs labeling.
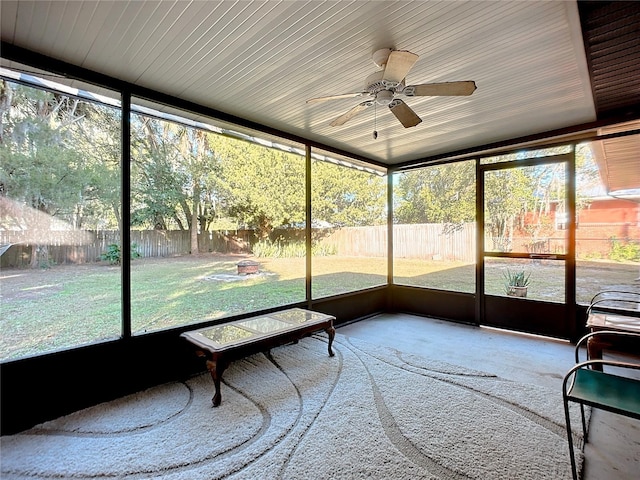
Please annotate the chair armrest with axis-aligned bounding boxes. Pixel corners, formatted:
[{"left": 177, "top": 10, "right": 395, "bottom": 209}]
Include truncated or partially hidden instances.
[
  {"left": 589, "top": 290, "right": 640, "bottom": 305},
  {"left": 586, "top": 298, "right": 640, "bottom": 316},
  {"left": 574, "top": 330, "right": 640, "bottom": 363}
]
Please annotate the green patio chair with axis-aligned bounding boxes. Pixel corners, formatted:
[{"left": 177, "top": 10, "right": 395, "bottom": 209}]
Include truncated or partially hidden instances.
[{"left": 562, "top": 330, "right": 640, "bottom": 480}]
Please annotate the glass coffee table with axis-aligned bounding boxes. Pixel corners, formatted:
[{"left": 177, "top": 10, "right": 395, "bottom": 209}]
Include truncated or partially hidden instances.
[{"left": 181, "top": 308, "right": 336, "bottom": 406}]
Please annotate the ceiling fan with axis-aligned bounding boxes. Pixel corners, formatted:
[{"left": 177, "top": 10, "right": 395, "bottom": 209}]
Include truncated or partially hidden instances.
[{"left": 307, "top": 48, "right": 476, "bottom": 132}]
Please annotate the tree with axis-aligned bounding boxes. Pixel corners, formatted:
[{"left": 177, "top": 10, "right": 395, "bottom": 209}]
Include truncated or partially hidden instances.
[
  {"left": 394, "top": 161, "right": 475, "bottom": 226},
  {"left": 0, "top": 80, "right": 119, "bottom": 266},
  {"left": 74, "top": 101, "right": 122, "bottom": 231},
  {"left": 130, "top": 114, "right": 189, "bottom": 231},
  {"left": 174, "top": 127, "right": 219, "bottom": 254},
  {"left": 393, "top": 151, "right": 591, "bottom": 252},
  {"left": 212, "top": 135, "right": 306, "bottom": 238},
  {"left": 130, "top": 114, "right": 225, "bottom": 254},
  {"left": 311, "top": 160, "right": 386, "bottom": 227},
  {"left": 484, "top": 167, "right": 534, "bottom": 251}
]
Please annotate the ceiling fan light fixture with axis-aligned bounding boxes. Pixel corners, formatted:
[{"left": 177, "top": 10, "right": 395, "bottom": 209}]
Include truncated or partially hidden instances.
[{"left": 375, "top": 89, "right": 394, "bottom": 105}]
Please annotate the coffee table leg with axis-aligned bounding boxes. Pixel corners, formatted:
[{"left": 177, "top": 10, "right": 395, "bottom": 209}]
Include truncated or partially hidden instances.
[
  {"left": 326, "top": 325, "right": 336, "bottom": 357},
  {"left": 206, "top": 358, "right": 227, "bottom": 407}
]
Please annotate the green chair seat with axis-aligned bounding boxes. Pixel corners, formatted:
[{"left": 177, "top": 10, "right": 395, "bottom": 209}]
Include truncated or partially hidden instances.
[{"left": 568, "top": 368, "right": 640, "bottom": 419}]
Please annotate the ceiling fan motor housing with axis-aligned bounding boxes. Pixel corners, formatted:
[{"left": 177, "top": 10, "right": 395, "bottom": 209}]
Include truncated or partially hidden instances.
[
  {"left": 365, "top": 71, "right": 401, "bottom": 93},
  {"left": 371, "top": 48, "right": 392, "bottom": 68}
]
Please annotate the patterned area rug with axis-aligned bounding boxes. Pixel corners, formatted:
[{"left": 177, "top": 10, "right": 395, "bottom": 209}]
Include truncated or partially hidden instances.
[{"left": 1, "top": 334, "right": 586, "bottom": 479}]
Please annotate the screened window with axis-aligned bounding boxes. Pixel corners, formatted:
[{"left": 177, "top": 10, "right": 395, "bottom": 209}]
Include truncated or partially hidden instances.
[
  {"left": 129, "top": 100, "right": 307, "bottom": 333},
  {"left": 311, "top": 153, "right": 387, "bottom": 298},
  {"left": 393, "top": 160, "right": 476, "bottom": 293},
  {"left": 0, "top": 78, "right": 122, "bottom": 361}
]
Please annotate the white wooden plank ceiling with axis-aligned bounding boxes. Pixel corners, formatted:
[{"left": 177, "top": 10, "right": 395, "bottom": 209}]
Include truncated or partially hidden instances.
[
  {"left": 592, "top": 121, "right": 640, "bottom": 194},
  {"left": 0, "top": 0, "right": 600, "bottom": 166}
]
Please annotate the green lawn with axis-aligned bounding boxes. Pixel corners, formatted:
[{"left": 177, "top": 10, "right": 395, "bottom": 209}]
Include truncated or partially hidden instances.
[{"left": 1, "top": 254, "right": 637, "bottom": 361}]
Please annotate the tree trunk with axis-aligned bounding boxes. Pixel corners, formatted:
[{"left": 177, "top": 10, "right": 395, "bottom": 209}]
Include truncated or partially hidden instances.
[{"left": 190, "top": 187, "right": 200, "bottom": 254}]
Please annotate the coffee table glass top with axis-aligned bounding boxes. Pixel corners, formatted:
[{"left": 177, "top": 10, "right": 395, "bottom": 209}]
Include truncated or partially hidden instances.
[
  {"left": 270, "top": 309, "right": 329, "bottom": 324},
  {"left": 238, "top": 317, "right": 290, "bottom": 334},
  {"left": 183, "top": 308, "right": 334, "bottom": 349},
  {"left": 201, "top": 325, "right": 255, "bottom": 345}
]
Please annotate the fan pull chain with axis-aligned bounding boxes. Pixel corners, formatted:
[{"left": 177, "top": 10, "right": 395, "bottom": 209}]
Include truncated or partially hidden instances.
[{"left": 373, "top": 102, "right": 378, "bottom": 140}]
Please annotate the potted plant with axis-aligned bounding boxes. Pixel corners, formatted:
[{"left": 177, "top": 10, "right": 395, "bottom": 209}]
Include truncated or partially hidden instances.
[{"left": 504, "top": 269, "right": 531, "bottom": 298}]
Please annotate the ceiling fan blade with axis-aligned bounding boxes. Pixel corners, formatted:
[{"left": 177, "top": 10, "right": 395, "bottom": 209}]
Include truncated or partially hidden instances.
[
  {"left": 404, "top": 81, "right": 477, "bottom": 97},
  {"left": 382, "top": 50, "right": 419, "bottom": 84},
  {"left": 330, "top": 102, "right": 370, "bottom": 126},
  {"left": 389, "top": 99, "right": 422, "bottom": 128},
  {"left": 306, "top": 92, "right": 368, "bottom": 104}
]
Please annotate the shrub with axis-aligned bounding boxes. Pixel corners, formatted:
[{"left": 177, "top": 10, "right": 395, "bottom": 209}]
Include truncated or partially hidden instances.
[
  {"left": 312, "top": 242, "right": 337, "bottom": 256},
  {"left": 609, "top": 237, "right": 640, "bottom": 262},
  {"left": 252, "top": 239, "right": 337, "bottom": 258},
  {"left": 253, "top": 239, "right": 302, "bottom": 258},
  {"left": 101, "top": 243, "right": 142, "bottom": 265}
]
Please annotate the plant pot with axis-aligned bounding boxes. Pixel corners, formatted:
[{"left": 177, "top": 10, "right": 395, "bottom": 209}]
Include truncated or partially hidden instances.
[{"left": 507, "top": 286, "right": 528, "bottom": 298}]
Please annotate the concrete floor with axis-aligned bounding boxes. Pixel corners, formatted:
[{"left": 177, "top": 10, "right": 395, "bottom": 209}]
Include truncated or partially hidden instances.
[{"left": 338, "top": 313, "right": 640, "bottom": 480}]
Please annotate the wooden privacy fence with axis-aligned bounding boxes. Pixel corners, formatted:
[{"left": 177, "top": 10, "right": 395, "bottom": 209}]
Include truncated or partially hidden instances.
[
  {"left": 393, "top": 223, "right": 476, "bottom": 261},
  {"left": 0, "top": 230, "right": 251, "bottom": 268},
  {"left": 1, "top": 224, "right": 477, "bottom": 267},
  {"left": 321, "top": 223, "right": 476, "bottom": 262}
]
